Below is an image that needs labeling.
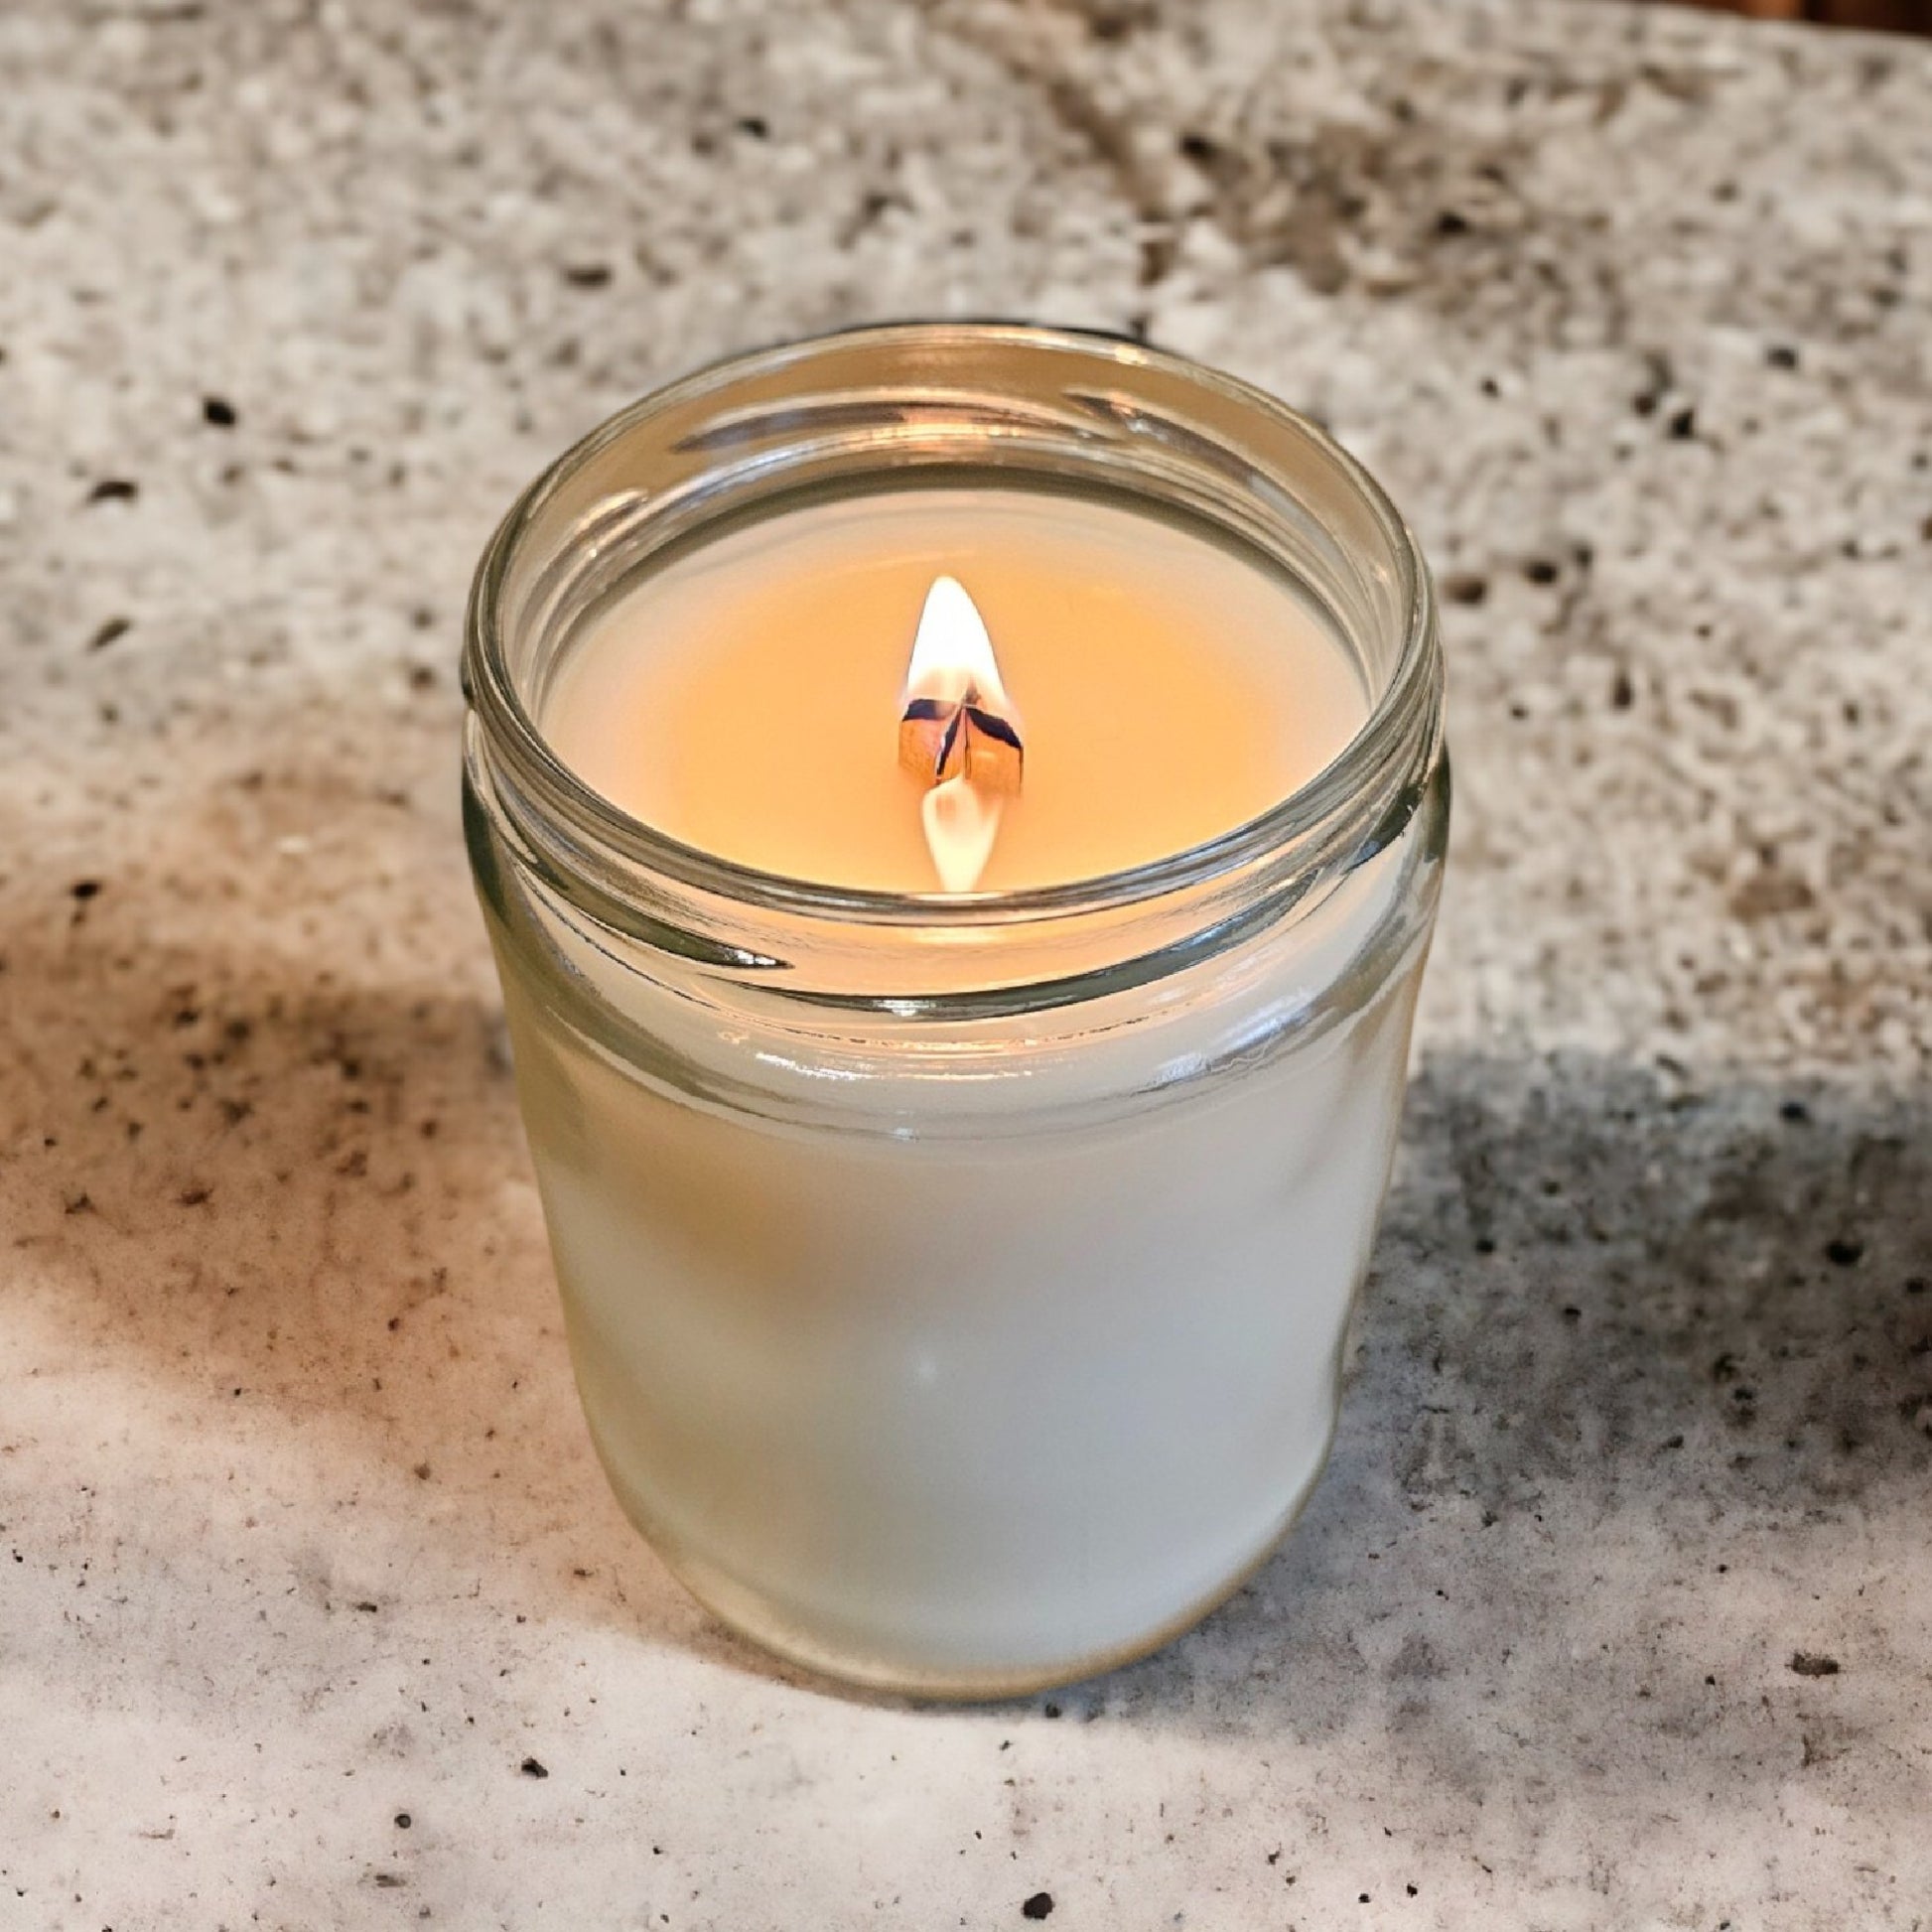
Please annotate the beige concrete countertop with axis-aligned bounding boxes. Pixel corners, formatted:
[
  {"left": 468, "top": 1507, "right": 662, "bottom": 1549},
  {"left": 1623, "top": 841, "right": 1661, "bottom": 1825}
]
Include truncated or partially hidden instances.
[{"left": 1, "top": 1, "right": 1927, "bottom": 1925}]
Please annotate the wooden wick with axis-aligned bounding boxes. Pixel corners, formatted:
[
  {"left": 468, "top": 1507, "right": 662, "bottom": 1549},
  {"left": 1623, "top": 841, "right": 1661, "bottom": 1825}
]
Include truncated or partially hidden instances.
[{"left": 898, "top": 687, "right": 1025, "bottom": 795}]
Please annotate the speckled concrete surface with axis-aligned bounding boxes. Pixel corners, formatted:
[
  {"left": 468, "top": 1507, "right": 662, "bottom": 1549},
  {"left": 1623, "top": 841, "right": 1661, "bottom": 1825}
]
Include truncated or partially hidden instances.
[{"left": 2, "top": 1, "right": 1929, "bottom": 1927}]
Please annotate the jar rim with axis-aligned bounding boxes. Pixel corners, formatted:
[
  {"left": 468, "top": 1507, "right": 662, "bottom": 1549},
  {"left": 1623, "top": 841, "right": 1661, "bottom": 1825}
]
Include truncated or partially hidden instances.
[{"left": 464, "top": 321, "right": 1440, "bottom": 932}]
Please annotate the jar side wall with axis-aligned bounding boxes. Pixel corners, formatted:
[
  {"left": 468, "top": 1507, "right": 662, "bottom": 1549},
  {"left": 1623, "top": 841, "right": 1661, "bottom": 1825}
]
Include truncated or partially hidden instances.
[
  {"left": 490, "top": 897, "right": 1431, "bottom": 1692},
  {"left": 460, "top": 325, "right": 1450, "bottom": 1694}
]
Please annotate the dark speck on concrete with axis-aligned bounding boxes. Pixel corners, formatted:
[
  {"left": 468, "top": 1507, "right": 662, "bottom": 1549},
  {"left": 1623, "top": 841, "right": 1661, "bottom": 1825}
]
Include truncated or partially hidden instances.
[
  {"left": 1766, "top": 344, "right": 1799, "bottom": 369},
  {"left": 69, "top": 880, "right": 101, "bottom": 900},
  {"left": 1524, "top": 558, "right": 1560, "bottom": 585},
  {"left": 562, "top": 262, "right": 613, "bottom": 289},
  {"left": 1790, "top": 1652, "right": 1841, "bottom": 1677},
  {"left": 203, "top": 395, "right": 237, "bottom": 427},
  {"left": 395, "top": 1812, "right": 412, "bottom": 1829},
  {"left": 1825, "top": 1238, "right": 1863, "bottom": 1267},
  {"left": 520, "top": 1757, "right": 549, "bottom": 1778},
  {"left": 1441, "top": 572, "right": 1487, "bottom": 606},
  {"left": 1022, "top": 1893, "right": 1054, "bottom": 1920},
  {"left": 87, "top": 478, "right": 138, "bottom": 503},
  {"left": 1780, "top": 1099, "right": 1812, "bottom": 1123},
  {"left": 88, "top": 618, "right": 132, "bottom": 652},
  {"left": 1667, "top": 406, "right": 1698, "bottom": 441}
]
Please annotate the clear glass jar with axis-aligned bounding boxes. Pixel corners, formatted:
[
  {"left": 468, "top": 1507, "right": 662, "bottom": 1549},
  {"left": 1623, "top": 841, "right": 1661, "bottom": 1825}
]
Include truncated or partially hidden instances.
[{"left": 463, "top": 324, "right": 1447, "bottom": 1697}]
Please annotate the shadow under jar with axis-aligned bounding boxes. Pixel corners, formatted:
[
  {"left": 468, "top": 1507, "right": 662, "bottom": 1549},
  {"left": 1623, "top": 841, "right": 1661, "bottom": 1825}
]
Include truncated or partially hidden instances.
[{"left": 463, "top": 324, "right": 1448, "bottom": 1698}]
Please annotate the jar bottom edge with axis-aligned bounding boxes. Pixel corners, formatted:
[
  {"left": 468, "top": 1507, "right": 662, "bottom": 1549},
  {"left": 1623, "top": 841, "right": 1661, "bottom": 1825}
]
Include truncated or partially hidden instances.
[{"left": 588, "top": 1438, "right": 1335, "bottom": 1704}]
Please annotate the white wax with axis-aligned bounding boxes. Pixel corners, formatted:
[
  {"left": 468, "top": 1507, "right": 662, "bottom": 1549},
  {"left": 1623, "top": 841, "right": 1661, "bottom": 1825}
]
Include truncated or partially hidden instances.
[{"left": 492, "top": 839, "right": 1434, "bottom": 1693}]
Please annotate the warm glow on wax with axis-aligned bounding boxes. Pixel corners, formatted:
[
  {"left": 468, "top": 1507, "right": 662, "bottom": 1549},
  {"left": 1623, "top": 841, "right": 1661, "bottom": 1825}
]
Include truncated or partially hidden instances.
[{"left": 542, "top": 486, "right": 1371, "bottom": 896}]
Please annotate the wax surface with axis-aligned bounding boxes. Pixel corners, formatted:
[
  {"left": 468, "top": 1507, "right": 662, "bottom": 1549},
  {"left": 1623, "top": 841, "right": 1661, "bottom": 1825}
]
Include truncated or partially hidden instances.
[{"left": 543, "top": 488, "right": 1367, "bottom": 893}]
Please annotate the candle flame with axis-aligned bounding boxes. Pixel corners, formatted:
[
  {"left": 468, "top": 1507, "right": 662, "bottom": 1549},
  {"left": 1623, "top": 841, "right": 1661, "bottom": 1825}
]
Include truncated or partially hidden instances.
[
  {"left": 899, "top": 577, "right": 1021, "bottom": 893},
  {"left": 903, "top": 575, "right": 1013, "bottom": 716}
]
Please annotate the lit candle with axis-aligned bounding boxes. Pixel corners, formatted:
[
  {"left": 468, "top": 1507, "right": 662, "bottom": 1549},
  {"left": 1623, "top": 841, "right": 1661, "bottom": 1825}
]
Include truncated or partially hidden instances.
[{"left": 465, "top": 326, "right": 1448, "bottom": 1696}]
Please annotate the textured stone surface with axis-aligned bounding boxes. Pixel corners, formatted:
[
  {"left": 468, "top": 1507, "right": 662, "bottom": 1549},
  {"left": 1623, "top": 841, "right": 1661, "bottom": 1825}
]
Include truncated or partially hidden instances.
[{"left": 2, "top": 1, "right": 1929, "bottom": 1927}]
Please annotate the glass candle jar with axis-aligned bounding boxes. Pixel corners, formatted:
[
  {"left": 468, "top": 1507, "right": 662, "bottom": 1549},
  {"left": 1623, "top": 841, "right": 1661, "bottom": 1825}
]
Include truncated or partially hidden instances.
[{"left": 463, "top": 324, "right": 1447, "bottom": 1698}]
